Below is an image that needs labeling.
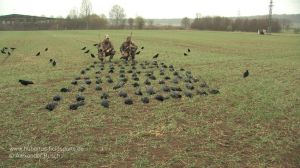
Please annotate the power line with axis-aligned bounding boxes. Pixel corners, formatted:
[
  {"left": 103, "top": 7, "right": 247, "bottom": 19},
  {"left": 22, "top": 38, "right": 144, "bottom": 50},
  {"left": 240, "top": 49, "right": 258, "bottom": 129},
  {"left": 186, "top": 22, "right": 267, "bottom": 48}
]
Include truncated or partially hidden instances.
[{"left": 268, "top": 0, "right": 273, "bottom": 34}]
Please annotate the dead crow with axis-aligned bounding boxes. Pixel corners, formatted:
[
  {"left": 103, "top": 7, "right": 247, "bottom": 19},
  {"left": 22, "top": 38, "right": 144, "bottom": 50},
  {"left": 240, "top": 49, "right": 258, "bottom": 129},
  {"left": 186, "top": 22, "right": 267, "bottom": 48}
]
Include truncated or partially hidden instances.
[
  {"left": 36, "top": 52, "right": 40, "bottom": 56},
  {"left": 119, "top": 90, "right": 128, "bottom": 98},
  {"left": 135, "top": 88, "right": 143, "bottom": 96},
  {"left": 95, "top": 84, "right": 102, "bottom": 91},
  {"left": 209, "top": 89, "right": 220, "bottom": 94},
  {"left": 101, "top": 92, "right": 109, "bottom": 99},
  {"left": 146, "top": 86, "right": 156, "bottom": 95},
  {"left": 52, "top": 60, "right": 56, "bottom": 66},
  {"left": 69, "top": 103, "right": 80, "bottom": 110},
  {"left": 46, "top": 102, "right": 58, "bottom": 111},
  {"left": 124, "top": 97, "right": 133, "bottom": 105},
  {"left": 60, "top": 87, "right": 70, "bottom": 92},
  {"left": 141, "top": 97, "right": 149, "bottom": 104},
  {"left": 71, "top": 80, "right": 78, "bottom": 85},
  {"left": 153, "top": 53, "right": 159, "bottom": 59},
  {"left": 76, "top": 95, "right": 85, "bottom": 102},
  {"left": 19, "top": 80, "right": 34, "bottom": 86},
  {"left": 243, "top": 70, "right": 249, "bottom": 78},
  {"left": 155, "top": 95, "right": 164, "bottom": 101},
  {"left": 101, "top": 99, "right": 109, "bottom": 108},
  {"left": 53, "top": 95, "right": 62, "bottom": 101}
]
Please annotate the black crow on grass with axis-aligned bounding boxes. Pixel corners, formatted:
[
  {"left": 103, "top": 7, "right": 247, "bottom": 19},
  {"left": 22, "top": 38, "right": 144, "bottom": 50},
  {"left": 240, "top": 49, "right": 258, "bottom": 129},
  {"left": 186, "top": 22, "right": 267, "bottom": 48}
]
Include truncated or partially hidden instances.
[{"left": 19, "top": 80, "right": 34, "bottom": 86}]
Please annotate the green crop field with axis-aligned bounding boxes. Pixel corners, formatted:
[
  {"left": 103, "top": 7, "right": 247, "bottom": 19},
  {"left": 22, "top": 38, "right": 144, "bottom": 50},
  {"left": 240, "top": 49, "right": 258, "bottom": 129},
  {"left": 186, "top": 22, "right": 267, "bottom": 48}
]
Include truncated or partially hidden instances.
[{"left": 0, "top": 30, "right": 299, "bottom": 167}]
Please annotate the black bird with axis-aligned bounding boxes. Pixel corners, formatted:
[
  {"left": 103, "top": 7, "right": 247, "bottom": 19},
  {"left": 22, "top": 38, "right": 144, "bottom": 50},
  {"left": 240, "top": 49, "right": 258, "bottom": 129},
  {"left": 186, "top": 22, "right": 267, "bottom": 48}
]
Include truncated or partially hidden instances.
[
  {"left": 185, "top": 83, "right": 194, "bottom": 90},
  {"left": 124, "top": 97, "right": 133, "bottom": 105},
  {"left": 158, "top": 80, "right": 165, "bottom": 84},
  {"left": 45, "top": 48, "right": 48, "bottom": 51},
  {"left": 53, "top": 95, "right": 62, "bottom": 101},
  {"left": 91, "top": 53, "right": 95, "bottom": 58},
  {"left": 155, "top": 95, "right": 164, "bottom": 101},
  {"left": 113, "top": 81, "right": 125, "bottom": 90},
  {"left": 78, "top": 86, "right": 86, "bottom": 92},
  {"left": 60, "top": 87, "right": 70, "bottom": 92},
  {"left": 170, "top": 91, "right": 182, "bottom": 99},
  {"left": 49, "top": 59, "right": 53, "bottom": 62},
  {"left": 188, "top": 48, "right": 191, "bottom": 52},
  {"left": 19, "top": 80, "right": 34, "bottom": 86},
  {"left": 141, "top": 97, "right": 149, "bottom": 104},
  {"left": 243, "top": 70, "right": 249, "bottom": 78},
  {"left": 101, "top": 92, "right": 109, "bottom": 99},
  {"left": 153, "top": 53, "right": 159, "bottom": 59},
  {"left": 144, "top": 79, "right": 151, "bottom": 85},
  {"left": 69, "top": 103, "right": 80, "bottom": 110},
  {"left": 81, "top": 47, "right": 87, "bottom": 50},
  {"left": 184, "top": 52, "right": 188, "bottom": 56},
  {"left": 184, "top": 90, "right": 193, "bottom": 98},
  {"left": 162, "top": 85, "right": 170, "bottom": 92},
  {"left": 84, "top": 50, "right": 90, "bottom": 53},
  {"left": 93, "top": 43, "right": 98, "bottom": 46},
  {"left": 95, "top": 84, "right": 102, "bottom": 91},
  {"left": 10, "top": 47, "right": 16, "bottom": 51},
  {"left": 85, "top": 79, "right": 92, "bottom": 85},
  {"left": 46, "top": 102, "right": 58, "bottom": 111},
  {"left": 76, "top": 95, "right": 85, "bottom": 102},
  {"left": 101, "top": 99, "right": 109, "bottom": 108},
  {"left": 71, "top": 80, "right": 78, "bottom": 85},
  {"left": 36, "top": 52, "right": 40, "bottom": 56},
  {"left": 135, "top": 88, "right": 143, "bottom": 96},
  {"left": 209, "top": 89, "right": 220, "bottom": 94},
  {"left": 136, "top": 51, "right": 141, "bottom": 55},
  {"left": 141, "top": 46, "right": 144, "bottom": 50},
  {"left": 1, "top": 50, "right": 5, "bottom": 54},
  {"left": 132, "top": 82, "right": 140, "bottom": 88},
  {"left": 197, "top": 89, "right": 208, "bottom": 96},
  {"left": 52, "top": 60, "right": 56, "bottom": 66},
  {"left": 7, "top": 52, "right": 11, "bottom": 56},
  {"left": 146, "top": 86, "right": 156, "bottom": 95},
  {"left": 119, "top": 90, "right": 128, "bottom": 98}
]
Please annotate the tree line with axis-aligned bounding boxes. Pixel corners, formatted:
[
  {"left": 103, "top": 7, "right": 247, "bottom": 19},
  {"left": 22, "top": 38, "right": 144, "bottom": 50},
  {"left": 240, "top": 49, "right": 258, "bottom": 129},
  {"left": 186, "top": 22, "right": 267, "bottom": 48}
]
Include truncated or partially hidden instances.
[{"left": 0, "top": 0, "right": 291, "bottom": 32}]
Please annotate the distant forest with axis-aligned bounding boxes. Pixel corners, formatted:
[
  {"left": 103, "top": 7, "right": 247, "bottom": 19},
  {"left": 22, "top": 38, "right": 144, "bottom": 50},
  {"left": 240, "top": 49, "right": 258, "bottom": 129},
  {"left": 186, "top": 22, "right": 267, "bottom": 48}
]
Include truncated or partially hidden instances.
[{"left": 0, "top": 2, "right": 299, "bottom": 33}]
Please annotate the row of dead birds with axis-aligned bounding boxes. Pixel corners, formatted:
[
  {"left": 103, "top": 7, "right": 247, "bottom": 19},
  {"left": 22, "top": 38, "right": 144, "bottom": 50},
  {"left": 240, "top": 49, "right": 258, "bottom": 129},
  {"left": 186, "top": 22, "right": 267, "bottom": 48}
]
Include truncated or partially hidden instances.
[{"left": 45, "top": 60, "right": 221, "bottom": 111}]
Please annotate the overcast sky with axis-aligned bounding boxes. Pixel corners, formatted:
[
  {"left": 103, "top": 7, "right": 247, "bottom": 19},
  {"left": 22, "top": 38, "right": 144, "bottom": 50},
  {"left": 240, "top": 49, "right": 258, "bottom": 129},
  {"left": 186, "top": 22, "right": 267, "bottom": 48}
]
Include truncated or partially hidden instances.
[{"left": 0, "top": 0, "right": 299, "bottom": 18}]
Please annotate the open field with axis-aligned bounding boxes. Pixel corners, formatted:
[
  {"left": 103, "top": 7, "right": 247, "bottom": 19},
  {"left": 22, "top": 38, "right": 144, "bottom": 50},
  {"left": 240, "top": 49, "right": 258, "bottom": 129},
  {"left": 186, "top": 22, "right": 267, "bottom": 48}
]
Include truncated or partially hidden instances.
[{"left": 0, "top": 30, "right": 299, "bottom": 167}]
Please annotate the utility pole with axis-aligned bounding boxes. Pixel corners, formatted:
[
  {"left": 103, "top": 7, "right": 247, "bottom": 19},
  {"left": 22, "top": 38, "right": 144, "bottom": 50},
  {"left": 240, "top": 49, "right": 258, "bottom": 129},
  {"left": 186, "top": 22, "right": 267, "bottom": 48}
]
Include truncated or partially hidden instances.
[{"left": 268, "top": 0, "right": 273, "bottom": 34}]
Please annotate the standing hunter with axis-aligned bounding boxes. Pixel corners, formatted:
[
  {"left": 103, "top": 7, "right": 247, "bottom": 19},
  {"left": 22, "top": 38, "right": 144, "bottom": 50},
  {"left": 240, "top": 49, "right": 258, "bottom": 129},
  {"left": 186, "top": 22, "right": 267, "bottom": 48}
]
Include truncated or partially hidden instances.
[
  {"left": 120, "top": 36, "right": 138, "bottom": 62},
  {"left": 98, "top": 35, "right": 116, "bottom": 62}
]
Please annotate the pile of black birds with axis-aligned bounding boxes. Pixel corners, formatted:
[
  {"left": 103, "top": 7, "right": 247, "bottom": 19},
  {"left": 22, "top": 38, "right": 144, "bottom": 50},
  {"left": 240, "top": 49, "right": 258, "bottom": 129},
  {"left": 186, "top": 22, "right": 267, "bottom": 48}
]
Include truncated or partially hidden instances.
[
  {"left": 1, "top": 47, "right": 16, "bottom": 56},
  {"left": 44, "top": 45, "right": 221, "bottom": 111}
]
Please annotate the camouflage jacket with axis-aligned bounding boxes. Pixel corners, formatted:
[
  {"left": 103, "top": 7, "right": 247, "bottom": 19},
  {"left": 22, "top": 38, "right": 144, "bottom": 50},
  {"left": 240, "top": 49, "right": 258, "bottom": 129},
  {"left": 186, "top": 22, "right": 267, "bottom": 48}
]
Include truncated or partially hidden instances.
[
  {"left": 120, "top": 41, "right": 137, "bottom": 52},
  {"left": 99, "top": 40, "right": 114, "bottom": 51}
]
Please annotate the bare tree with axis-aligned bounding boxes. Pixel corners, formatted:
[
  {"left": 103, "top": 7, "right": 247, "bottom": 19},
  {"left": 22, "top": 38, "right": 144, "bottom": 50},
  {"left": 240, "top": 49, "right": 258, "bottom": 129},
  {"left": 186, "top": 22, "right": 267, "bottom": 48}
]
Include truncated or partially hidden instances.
[
  {"left": 109, "top": 4, "right": 126, "bottom": 28},
  {"left": 80, "top": 0, "right": 92, "bottom": 29},
  {"left": 128, "top": 18, "right": 134, "bottom": 29},
  {"left": 181, "top": 17, "right": 191, "bottom": 29},
  {"left": 68, "top": 7, "right": 78, "bottom": 19}
]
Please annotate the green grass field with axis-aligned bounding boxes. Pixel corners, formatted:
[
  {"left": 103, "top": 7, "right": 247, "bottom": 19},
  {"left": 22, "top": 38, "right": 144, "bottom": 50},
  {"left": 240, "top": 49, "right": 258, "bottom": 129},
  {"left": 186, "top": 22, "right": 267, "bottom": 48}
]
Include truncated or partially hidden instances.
[{"left": 0, "top": 30, "right": 299, "bottom": 167}]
